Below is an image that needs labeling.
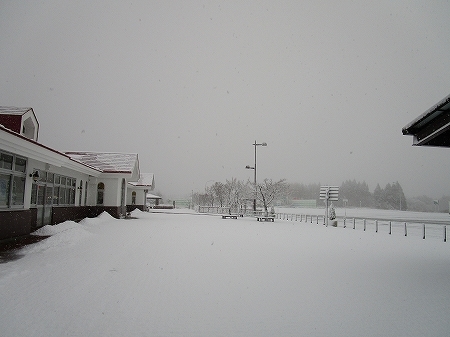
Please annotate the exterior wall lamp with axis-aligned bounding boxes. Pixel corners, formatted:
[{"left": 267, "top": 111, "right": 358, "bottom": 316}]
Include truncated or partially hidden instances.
[{"left": 29, "top": 170, "right": 40, "bottom": 182}]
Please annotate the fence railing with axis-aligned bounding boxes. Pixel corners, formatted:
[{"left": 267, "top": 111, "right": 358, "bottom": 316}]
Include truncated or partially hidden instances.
[
  {"left": 198, "top": 206, "right": 270, "bottom": 217},
  {"left": 197, "top": 206, "right": 448, "bottom": 242},
  {"left": 274, "top": 212, "right": 449, "bottom": 242}
]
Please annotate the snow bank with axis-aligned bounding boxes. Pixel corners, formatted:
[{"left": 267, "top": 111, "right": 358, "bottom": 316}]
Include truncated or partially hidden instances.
[
  {"left": 25, "top": 220, "right": 93, "bottom": 254},
  {"left": 78, "top": 211, "right": 117, "bottom": 226},
  {"left": 32, "top": 220, "right": 80, "bottom": 236}
]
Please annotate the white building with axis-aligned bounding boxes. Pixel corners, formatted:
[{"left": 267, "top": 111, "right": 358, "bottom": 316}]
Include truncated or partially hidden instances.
[{"left": 0, "top": 107, "right": 154, "bottom": 241}]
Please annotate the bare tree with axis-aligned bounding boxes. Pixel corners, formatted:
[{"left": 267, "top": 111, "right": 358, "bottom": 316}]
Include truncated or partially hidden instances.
[
  {"left": 256, "top": 178, "right": 288, "bottom": 215},
  {"left": 224, "top": 178, "right": 248, "bottom": 213},
  {"left": 204, "top": 186, "right": 215, "bottom": 206},
  {"left": 211, "top": 182, "right": 227, "bottom": 207}
]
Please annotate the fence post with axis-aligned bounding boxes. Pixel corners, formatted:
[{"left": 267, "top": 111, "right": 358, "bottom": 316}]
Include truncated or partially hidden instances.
[
  {"left": 389, "top": 221, "right": 392, "bottom": 235},
  {"left": 353, "top": 218, "right": 356, "bottom": 230},
  {"left": 404, "top": 222, "right": 407, "bottom": 236},
  {"left": 423, "top": 224, "right": 426, "bottom": 240},
  {"left": 310, "top": 215, "right": 313, "bottom": 224},
  {"left": 317, "top": 216, "right": 319, "bottom": 224},
  {"left": 343, "top": 218, "right": 346, "bottom": 228},
  {"left": 444, "top": 226, "right": 447, "bottom": 243},
  {"left": 375, "top": 220, "right": 378, "bottom": 233},
  {"left": 364, "top": 219, "right": 366, "bottom": 231}
]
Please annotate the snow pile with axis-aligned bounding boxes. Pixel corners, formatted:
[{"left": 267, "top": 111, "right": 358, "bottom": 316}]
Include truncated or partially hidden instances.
[
  {"left": 130, "top": 208, "right": 144, "bottom": 217},
  {"left": 26, "top": 221, "right": 93, "bottom": 254},
  {"left": 78, "top": 211, "right": 117, "bottom": 225},
  {"left": 32, "top": 220, "right": 81, "bottom": 236}
]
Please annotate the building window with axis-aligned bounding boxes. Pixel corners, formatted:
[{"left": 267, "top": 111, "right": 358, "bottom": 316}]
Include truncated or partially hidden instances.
[
  {"left": 0, "top": 153, "right": 13, "bottom": 170},
  {"left": 132, "top": 191, "right": 136, "bottom": 205},
  {"left": 0, "top": 151, "right": 27, "bottom": 208},
  {"left": 14, "top": 157, "right": 27, "bottom": 173},
  {"left": 0, "top": 174, "right": 11, "bottom": 207},
  {"left": 59, "top": 185, "right": 67, "bottom": 204},
  {"left": 78, "top": 180, "right": 83, "bottom": 206},
  {"left": 12, "top": 176, "right": 26, "bottom": 205},
  {"left": 84, "top": 181, "right": 88, "bottom": 205},
  {"left": 68, "top": 178, "right": 75, "bottom": 205},
  {"left": 97, "top": 182, "right": 105, "bottom": 205},
  {"left": 30, "top": 170, "right": 76, "bottom": 207},
  {"left": 31, "top": 183, "right": 37, "bottom": 205}
]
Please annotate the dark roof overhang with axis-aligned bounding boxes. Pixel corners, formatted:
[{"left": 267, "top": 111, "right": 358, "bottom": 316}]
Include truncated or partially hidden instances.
[{"left": 402, "top": 93, "right": 450, "bottom": 147}]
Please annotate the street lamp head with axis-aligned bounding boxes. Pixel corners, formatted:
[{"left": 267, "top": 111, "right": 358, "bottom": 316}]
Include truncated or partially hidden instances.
[
  {"left": 245, "top": 165, "right": 255, "bottom": 169},
  {"left": 261, "top": 142, "right": 267, "bottom": 146}
]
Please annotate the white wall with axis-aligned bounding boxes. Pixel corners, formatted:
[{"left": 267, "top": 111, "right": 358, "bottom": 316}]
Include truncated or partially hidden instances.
[{"left": 127, "top": 188, "right": 146, "bottom": 206}]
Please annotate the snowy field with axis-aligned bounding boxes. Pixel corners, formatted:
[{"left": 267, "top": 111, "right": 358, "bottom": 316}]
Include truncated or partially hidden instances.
[{"left": 1, "top": 209, "right": 450, "bottom": 337}]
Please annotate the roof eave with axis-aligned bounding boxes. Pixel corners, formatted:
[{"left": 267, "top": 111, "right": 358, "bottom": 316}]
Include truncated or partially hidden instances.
[{"left": 403, "top": 93, "right": 450, "bottom": 133}]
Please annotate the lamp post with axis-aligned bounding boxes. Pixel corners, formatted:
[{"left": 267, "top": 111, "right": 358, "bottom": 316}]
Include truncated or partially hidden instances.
[{"left": 245, "top": 140, "right": 267, "bottom": 212}]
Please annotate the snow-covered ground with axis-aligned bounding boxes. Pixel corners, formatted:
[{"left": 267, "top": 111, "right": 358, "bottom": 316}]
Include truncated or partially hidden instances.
[{"left": 1, "top": 209, "right": 450, "bottom": 336}]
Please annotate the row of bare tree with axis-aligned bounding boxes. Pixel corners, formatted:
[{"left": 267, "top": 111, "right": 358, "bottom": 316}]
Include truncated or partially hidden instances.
[{"left": 193, "top": 178, "right": 288, "bottom": 214}]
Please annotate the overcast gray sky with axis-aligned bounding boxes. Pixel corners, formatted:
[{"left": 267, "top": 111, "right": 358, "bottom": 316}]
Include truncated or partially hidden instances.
[{"left": 1, "top": 1, "right": 450, "bottom": 199}]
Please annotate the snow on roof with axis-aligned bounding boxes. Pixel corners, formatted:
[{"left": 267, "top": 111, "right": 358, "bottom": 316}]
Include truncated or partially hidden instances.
[
  {"left": 402, "top": 92, "right": 450, "bottom": 133},
  {"left": 146, "top": 193, "right": 162, "bottom": 199},
  {"left": 128, "top": 173, "right": 154, "bottom": 187},
  {"left": 65, "top": 152, "right": 138, "bottom": 173},
  {"left": 0, "top": 106, "right": 33, "bottom": 115}
]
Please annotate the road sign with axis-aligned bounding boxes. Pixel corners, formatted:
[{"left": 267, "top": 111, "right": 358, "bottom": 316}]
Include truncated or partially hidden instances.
[{"left": 319, "top": 186, "right": 339, "bottom": 201}]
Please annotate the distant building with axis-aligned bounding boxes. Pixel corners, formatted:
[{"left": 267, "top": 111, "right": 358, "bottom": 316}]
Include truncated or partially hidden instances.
[
  {"left": 290, "top": 199, "right": 317, "bottom": 208},
  {"left": 0, "top": 107, "right": 154, "bottom": 241},
  {"left": 128, "top": 173, "right": 156, "bottom": 211}
]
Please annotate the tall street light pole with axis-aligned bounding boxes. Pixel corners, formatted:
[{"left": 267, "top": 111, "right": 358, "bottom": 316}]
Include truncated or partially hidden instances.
[{"left": 246, "top": 140, "right": 267, "bottom": 212}]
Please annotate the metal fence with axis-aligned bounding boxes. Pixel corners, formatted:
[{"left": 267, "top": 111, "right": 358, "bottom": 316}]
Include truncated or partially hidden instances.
[
  {"left": 275, "top": 212, "right": 449, "bottom": 242},
  {"left": 198, "top": 206, "right": 270, "bottom": 217},
  {"left": 197, "top": 206, "right": 448, "bottom": 242}
]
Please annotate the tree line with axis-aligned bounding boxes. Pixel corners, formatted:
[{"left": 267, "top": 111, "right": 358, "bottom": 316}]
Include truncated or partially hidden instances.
[
  {"left": 191, "top": 178, "right": 448, "bottom": 212},
  {"left": 290, "top": 180, "right": 450, "bottom": 212},
  {"left": 289, "top": 180, "right": 407, "bottom": 210}
]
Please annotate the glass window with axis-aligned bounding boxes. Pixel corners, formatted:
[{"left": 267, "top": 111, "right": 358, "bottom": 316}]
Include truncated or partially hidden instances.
[
  {"left": 37, "top": 185, "right": 45, "bottom": 205},
  {"left": 54, "top": 174, "right": 60, "bottom": 185},
  {"left": 12, "top": 176, "right": 25, "bottom": 205},
  {"left": 39, "top": 171, "right": 46, "bottom": 182},
  {"left": 61, "top": 177, "right": 66, "bottom": 186},
  {"left": 69, "top": 188, "right": 75, "bottom": 205},
  {"left": 79, "top": 180, "right": 83, "bottom": 206},
  {"left": 84, "top": 181, "right": 88, "bottom": 205},
  {"left": 65, "top": 188, "right": 70, "bottom": 205},
  {"left": 14, "top": 156, "right": 27, "bottom": 173},
  {"left": 47, "top": 173, "right": 54, "bottom": 184},
  {"left": 59, "top": 186, "right": 66, "bottom": 205},
  {"left": 0, "top": 174, "right": 11, "bottom": 207},
  {"left": 0, "top": 153, "right": 13, "bottom": 170},
  {"left": 45, "top": 186, "right": 53, "bottom": 205},
  {"left": 31, "top": 183, "right": 37, "bottom": 205},
  {"left": 97, "top": 182, "right": 105, "bottom": 205},
  {"left": 53, "top": 186, "right": 59, "bottom": 205}
]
